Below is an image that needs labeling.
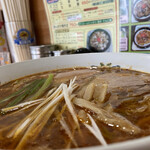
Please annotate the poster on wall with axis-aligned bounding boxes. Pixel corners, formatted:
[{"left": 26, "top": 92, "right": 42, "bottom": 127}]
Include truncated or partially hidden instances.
[
  {"left": 119, "top": 0, "right": 150, "bottom": 53},
  {"left": 43, "top": 0, "right": 120, "bottom": 52}
]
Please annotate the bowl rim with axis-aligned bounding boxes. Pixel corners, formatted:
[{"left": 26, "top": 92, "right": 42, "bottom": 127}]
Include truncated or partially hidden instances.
[{"left": 1, "top": 52, "right": 150, "bottom": 84}]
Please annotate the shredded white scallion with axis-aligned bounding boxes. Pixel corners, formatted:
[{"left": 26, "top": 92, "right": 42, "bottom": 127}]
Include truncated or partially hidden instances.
[
  {"left": 60, "top": 116, "right": 78, "bottom": 147},
  {"left": 12, "top": 77, "right": 78, "bottom": 150},
  {"left": 63, "top": 83, "right": 79, "bottom": 128},
  {"left": 84, "top": 114, "right": 107, "bottom": 146}
]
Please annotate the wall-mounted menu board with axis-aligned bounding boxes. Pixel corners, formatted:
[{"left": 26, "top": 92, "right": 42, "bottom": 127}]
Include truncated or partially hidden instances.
[
  {"left": 43, "top": 0, "right": 119, "bottom": 52},
  {"left": 120, "top": 0, "right": 150, "bottom": 53}
]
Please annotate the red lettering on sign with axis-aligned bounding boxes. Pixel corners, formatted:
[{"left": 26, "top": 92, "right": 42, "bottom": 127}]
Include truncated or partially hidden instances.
[
  {"left": 82, "top": 0, "right": 89, "bottom": 5},
  {"left": 84, "top": 7, "right": 98, "bottom": 11},
  {"left": 52, "top": 10, "right": 62, "bottom": 14}
]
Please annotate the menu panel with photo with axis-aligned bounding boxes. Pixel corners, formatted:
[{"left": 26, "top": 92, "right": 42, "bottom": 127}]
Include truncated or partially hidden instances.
[
  {"left": 120, "top": 0, "right": 150, "bottom": 53},
  {"left": 44, "top": 0, "right": 120, "bottom": 52}
]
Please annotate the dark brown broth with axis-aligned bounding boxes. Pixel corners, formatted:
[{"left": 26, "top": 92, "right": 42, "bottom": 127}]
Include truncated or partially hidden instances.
[{"left": 0, "top": 67, "right": 150, "bottom": 149}]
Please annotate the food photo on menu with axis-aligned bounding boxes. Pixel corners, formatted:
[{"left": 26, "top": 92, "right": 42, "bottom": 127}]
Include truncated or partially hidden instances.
[
  {"left": 86, "top": 28, "right": 112, "bottom": 52},
  {"left": 132, "top": 24, "right": 150, "bottom": 51},
  {"left": 132, "top": 0, "right": 150, "bottom": 22}
]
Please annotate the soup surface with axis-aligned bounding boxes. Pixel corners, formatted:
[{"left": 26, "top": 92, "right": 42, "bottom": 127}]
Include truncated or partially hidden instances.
[{"left": 0, "top": 66, "right": 150, "bottom": 149}]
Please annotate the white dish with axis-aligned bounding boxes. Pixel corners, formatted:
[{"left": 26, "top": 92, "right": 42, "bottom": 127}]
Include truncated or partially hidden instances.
[{"left": 0, "top": 52, "right": 150, "bottom": 150}]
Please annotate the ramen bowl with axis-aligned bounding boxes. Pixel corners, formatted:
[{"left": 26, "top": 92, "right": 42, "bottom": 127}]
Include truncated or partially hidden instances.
[{"left": 0, "top": 53, "right": 150, "bottom": 150}]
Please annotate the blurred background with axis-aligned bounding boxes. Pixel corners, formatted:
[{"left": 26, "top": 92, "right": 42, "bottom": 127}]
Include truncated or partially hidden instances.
[{"left": 0, "top": 0, "right": 150, "bottom": 65}]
